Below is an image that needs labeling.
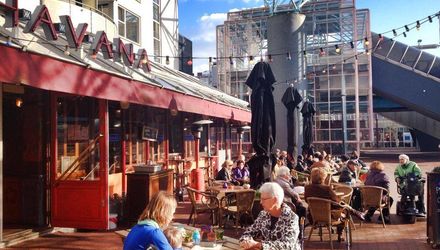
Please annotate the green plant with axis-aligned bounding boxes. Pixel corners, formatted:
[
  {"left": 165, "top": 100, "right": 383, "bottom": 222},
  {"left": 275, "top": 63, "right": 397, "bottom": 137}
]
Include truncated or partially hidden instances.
[{"left": 432, "top": 166, "right": 440, "bottom": 173}]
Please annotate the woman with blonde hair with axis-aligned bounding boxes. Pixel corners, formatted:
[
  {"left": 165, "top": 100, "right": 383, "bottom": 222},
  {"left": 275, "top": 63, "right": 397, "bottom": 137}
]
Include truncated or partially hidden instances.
[
  {"left": 364, "top": 160, "right": 392, "bottom": 223},
  {"left": 124, "top": 191, "right": 177, "bottom": 250}
]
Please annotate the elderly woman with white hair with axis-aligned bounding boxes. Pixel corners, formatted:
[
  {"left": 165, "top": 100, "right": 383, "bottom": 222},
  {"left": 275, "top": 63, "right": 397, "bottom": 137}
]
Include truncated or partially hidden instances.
[
  {"left": 394, "top": 154, "right": 425, "bottom": 214},
  {"left": 239, "top": 182, "right": 300, "bottom": 250}
]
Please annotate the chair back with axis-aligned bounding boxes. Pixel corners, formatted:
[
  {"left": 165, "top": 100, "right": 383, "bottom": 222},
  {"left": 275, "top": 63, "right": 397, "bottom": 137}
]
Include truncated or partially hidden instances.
[
  {"left": 306, "top": 197, "right": 332, "bottom": 224},
  {"left": 324, "top": 173, "right": 333, "bottom": 186},
  {"left": 359, "top": 186, "right": 385, "bottom": 208},
  {"left": 186, "top": 187, "right": 198, "bottom": 206},
  {"left": 332, "top": 184, "right": 353, "bottom": 204},
  {"left": 291, "top": 169, "right": 310, "bottom": 184},
  {"left": 236, "top": 190, "right": 256, "bottom": 213}
]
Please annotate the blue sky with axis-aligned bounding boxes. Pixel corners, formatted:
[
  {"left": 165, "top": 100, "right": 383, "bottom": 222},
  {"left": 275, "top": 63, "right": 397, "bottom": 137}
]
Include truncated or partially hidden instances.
[{"left": 179, "top": 0, "right": 440, "bottom": 74}]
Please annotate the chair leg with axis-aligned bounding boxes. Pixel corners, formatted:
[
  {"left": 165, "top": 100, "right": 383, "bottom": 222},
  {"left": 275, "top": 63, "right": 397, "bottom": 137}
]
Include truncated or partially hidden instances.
[
  {"left": 349, "top": 214, "right": 356, "bottom": 230},
  {"left": 188, "top": 208, "right": 194, "bottom": 225},
  {"left": 328, "top": 226, "right": 333, "bottom": 250},
  {"left": 319, "top": 226, "right": 323, "bottom": 242},
  {"left": 193, "top": 211, "right": 198, "bottom": 226},
  {"left": 307, "top": 224, "right": 315, "bottom": 242},
  {"left": 379, "top": 208, "right": 386, "bottom": 228}
]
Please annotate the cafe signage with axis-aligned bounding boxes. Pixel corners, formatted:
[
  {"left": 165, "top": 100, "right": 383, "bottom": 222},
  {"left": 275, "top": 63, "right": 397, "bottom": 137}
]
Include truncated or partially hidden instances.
[{"left": 0, "top": 0, "right": 151, "bottom": 72}]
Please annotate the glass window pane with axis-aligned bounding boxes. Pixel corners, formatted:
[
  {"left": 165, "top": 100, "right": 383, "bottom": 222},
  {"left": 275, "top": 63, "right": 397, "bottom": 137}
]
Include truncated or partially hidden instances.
[
  {"left": 153, "top": 4, "right": 159, "bottom": 21},
  {"left": 57, "top": 96, "right": 100, "bottom": 181},
  {"left": 415, "top": 52, "right": 434, "bottom": 73},
  {"left": 402, "top": 46, "right": 420, "bottom": 68},
  {"left": 126, "top": 11, "right": 139, "bottom": 43},
  {"left": 153, "top": 22, "right": 160, "bottom": 39},
  {"left": 118, "top": 7, "right": 124, "bottom": 22},
  {"left": 118, "top": 21, "right": 125, "bottom": 37}
]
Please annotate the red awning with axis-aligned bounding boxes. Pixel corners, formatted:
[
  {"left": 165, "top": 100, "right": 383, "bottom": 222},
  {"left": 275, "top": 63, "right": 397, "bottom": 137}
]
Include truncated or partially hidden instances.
[{"left": 0, "top": 45, "right": 251, "bottom": 122}]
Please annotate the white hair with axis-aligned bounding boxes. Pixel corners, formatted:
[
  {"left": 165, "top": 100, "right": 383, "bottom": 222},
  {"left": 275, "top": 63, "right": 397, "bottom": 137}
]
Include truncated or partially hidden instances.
[
  {"left": 259, "top": 182, "right": 284, "bottom": 206},
  {"left": 399, "top": 154, "right": 409, "bottom": 161},
  {"left": 276, "top": 166, "right": 291, "bottom": 177}
]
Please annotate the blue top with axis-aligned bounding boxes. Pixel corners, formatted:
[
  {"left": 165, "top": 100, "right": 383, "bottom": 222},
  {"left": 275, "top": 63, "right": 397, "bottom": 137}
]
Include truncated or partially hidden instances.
[{"left": 123, "top": 220, "right": 173, "bottom": 250}]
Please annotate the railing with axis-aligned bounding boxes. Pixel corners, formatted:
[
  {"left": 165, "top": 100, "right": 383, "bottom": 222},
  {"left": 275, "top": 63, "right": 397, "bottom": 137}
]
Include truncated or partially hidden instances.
[
  {"left": 83, "top": 161, "right": 118, "bottom": 180},
  {"left": 41, "top": 0, "right": 118, "bottom": 40},
  {"left": 56, "top": 0, "right": 115, "bottom": 24},
  {"left": 55, "top": 133, "right": 103, "bottom": 185}
]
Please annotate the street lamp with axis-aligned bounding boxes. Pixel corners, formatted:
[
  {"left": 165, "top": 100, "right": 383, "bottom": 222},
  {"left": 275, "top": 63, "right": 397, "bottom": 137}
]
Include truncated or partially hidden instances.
[
  {"left": 190, "top": 119, "right": 213, "bottom": 200},
  {"left": 237, "top": 125, "right": 251, "bottom": 157}
]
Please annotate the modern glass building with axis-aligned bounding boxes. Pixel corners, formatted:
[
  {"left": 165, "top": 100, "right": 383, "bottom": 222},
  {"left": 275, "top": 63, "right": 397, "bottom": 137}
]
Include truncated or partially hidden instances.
[{"left": 216, "top": 0, "right": 374, "bottom": 154}]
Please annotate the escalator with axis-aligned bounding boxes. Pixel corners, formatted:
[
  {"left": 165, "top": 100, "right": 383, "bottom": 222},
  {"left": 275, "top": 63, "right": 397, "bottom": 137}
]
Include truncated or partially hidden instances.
[{"left": 371, "top": 32, "right": 440, "bottom": 144}]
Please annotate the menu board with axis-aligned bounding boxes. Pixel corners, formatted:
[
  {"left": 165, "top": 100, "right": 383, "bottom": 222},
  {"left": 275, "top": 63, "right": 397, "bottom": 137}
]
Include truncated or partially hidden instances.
[{"left": 142, "top": 126, "right": 158, "bottom": 141}]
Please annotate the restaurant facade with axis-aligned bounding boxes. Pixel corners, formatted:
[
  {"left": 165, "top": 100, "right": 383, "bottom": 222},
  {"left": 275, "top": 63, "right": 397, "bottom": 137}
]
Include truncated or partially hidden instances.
[{"left": 0, "top": 0, "right": 251, "bottom": 240}]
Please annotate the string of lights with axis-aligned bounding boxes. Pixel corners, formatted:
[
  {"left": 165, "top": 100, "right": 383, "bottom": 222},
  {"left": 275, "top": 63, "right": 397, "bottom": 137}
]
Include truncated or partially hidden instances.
[{"left": 2, "top": 11, "right": 439, "bottom": 66}]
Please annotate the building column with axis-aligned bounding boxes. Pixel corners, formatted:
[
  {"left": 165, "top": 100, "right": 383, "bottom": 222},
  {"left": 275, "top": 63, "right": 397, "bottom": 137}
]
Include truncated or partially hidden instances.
[{"left": 267, "top": 12, "right": 306, "bottom": 158}]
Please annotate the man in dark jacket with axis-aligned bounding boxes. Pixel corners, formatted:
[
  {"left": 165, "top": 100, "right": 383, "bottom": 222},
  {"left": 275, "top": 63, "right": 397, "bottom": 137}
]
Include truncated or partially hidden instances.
[{"left": 338, "top": 160, "right": 357, "bottom": 184}]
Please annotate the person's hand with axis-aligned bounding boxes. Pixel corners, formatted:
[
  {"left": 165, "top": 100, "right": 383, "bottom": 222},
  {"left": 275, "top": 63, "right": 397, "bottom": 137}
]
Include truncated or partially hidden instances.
[{"left": 240, "top": 239, "right": 261, "bottom": 250}]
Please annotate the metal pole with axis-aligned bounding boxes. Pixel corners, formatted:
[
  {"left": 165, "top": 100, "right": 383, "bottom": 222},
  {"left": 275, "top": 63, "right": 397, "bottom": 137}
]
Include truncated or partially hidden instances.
[{"left": 341, "top": 63, "right": 348, "bottom": 155}]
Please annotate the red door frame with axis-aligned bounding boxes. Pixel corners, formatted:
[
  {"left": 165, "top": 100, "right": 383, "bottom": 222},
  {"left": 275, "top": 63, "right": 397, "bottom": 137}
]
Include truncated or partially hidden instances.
[{"left": 50, "top": 94, "right": 109, "bottom": 229}]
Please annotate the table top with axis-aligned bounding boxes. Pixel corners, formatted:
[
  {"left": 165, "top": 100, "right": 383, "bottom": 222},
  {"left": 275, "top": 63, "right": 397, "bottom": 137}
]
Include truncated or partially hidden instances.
[
  {"left": 115, "top": 222, "right": 241, "bottom": 250},
  {"left": 208, "top": 185, "right": 254, "bottom": 194}
]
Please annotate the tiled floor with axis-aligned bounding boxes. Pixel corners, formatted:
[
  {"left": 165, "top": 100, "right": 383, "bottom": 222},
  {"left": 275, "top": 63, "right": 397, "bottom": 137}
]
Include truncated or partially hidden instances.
[{"left": 8, "top": 151, "right": 440, "bottom": 249}]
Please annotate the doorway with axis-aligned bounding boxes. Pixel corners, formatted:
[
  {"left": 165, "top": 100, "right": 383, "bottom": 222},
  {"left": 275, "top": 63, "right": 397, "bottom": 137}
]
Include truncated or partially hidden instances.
[{"left": 2, "top": 85, "right": 49, "bottom": 229}]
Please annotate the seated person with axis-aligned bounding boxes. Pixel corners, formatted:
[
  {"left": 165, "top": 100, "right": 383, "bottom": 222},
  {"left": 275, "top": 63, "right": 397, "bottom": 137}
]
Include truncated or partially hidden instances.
[
  {"left": 338, "top": 160, "right": 358, "bottom": 184},
  {"left": 274, "top": 166, "right": 306, "bottom": 219},
  {"left": 305, "top": 168, "right": 364, "bottom": 241},
  {"left": 364, "top": 161, "right": 392, "bottom": 223},
  {"left": 124, "top": 191, "right": 177, "bottom": 250},
  {"left": 163, "top": 226, "right": 183, "bottom": 250},
  {"left": 295, "top": 155, "right": 308, "bottom": 173},
  {"left": 394, "top": 154, "right": 425, "bottom": 215},
  {"left": 232, "top": 160, "right": 250, "bottom": 185},
  {"left": 239, "top": 182, "right": 300, "bottom": 250},
  {"left": 309, "top": 154, "right": 332, "bottom": 172},
  {"left": 216, "top": 160, "right": 239, "bottom": 185}
]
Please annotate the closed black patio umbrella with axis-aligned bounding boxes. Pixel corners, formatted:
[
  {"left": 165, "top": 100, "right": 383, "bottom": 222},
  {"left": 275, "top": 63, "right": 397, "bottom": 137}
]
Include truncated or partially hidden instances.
[
  {"left": 245, "top": 62, "right": 276, "bottom": 188},
  {"left": 301, "top": 100, "right": 315, "bottom": 153},
  {"left": 281, "top": 85, "right": 303, "bottom": 165}
]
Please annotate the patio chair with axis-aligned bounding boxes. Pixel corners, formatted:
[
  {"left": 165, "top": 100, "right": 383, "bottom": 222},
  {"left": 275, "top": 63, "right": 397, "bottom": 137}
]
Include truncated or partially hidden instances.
[
  {"left": 332, "top": 183, "right": 356, "bottom": 230},
  {"left": 291, "top": 169, "right": 310, "bottom": 184},
  {"left": 186, "top": 187, "right": 220, "bottom": 226},
  {"left": 359, "top": 186, "right": 390, "bottom": 228},
  {"left": 306, "top": 197, "right": 351, "bottom": 250},
  {"left": 220, "top": 190, "right": 256, "bottom": 229}
]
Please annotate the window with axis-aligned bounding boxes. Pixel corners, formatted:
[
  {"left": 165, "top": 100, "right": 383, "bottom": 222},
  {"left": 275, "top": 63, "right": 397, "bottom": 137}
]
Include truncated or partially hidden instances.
[
  {"left": 153, "top": 0, "right": 161, "bottom": 62},
  {"left": 118, "top": 7, "right": 140, "bottom": 43}
]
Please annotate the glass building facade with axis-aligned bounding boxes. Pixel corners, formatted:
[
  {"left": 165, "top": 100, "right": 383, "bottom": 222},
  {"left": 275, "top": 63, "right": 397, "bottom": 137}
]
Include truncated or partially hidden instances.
[{"left": 216, "top": 0, "right": 374, "bottom": 154}]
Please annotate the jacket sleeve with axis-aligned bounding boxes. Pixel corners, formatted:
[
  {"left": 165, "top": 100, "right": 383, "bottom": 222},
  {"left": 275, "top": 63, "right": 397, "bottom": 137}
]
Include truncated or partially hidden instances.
[
  {"left": 150, "top": 229, "right": 173, "bottom": 250},
  {"left": 239, "top": 211, "right": 264, "bottom": 242},
  {"left": 394, "top": 165, "right": 401, "bottom": 179},
  {"left": 379, "top": 173, "right": 390, "bottom": 190},
  {"left": 261, "top": 213, "right": 299, "bottom": 250},
  {"left": 413, "top": 163, "right": 422, "bottom": 177}
]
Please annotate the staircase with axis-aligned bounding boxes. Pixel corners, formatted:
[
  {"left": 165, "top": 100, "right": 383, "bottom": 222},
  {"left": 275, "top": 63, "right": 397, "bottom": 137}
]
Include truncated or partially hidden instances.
[{"left": 0, "top": 228, "right": 55, "bottom": 247}]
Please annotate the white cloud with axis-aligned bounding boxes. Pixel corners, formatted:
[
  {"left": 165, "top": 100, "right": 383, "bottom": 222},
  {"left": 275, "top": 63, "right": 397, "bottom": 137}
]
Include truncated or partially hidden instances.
[
  {"left": 191, "top": 13, "right": 227, "bottom": 43},
  {"left": 187, "top": 3, "right": 264, "bottom": 74}
]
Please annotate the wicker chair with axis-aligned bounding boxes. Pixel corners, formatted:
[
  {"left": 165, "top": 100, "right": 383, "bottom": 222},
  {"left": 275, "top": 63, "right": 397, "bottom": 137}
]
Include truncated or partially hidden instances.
[
  {"left": 291, "top": 169, "right": 310, "bottom": 184},
  {"left": 306, "top": 197, "right": 351, "bottom": 250},
  {"left": 359, "top": 186, "right": 390, "bottom": 228},
  {"left": 186, "top": 187, "right": 220, "bottom": 226},
  {"left": 220, "top": 190, "right": 256, "bottom": 229},
  {"left": 332, "top": 183, "right": 356, "bottom": 230}
]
